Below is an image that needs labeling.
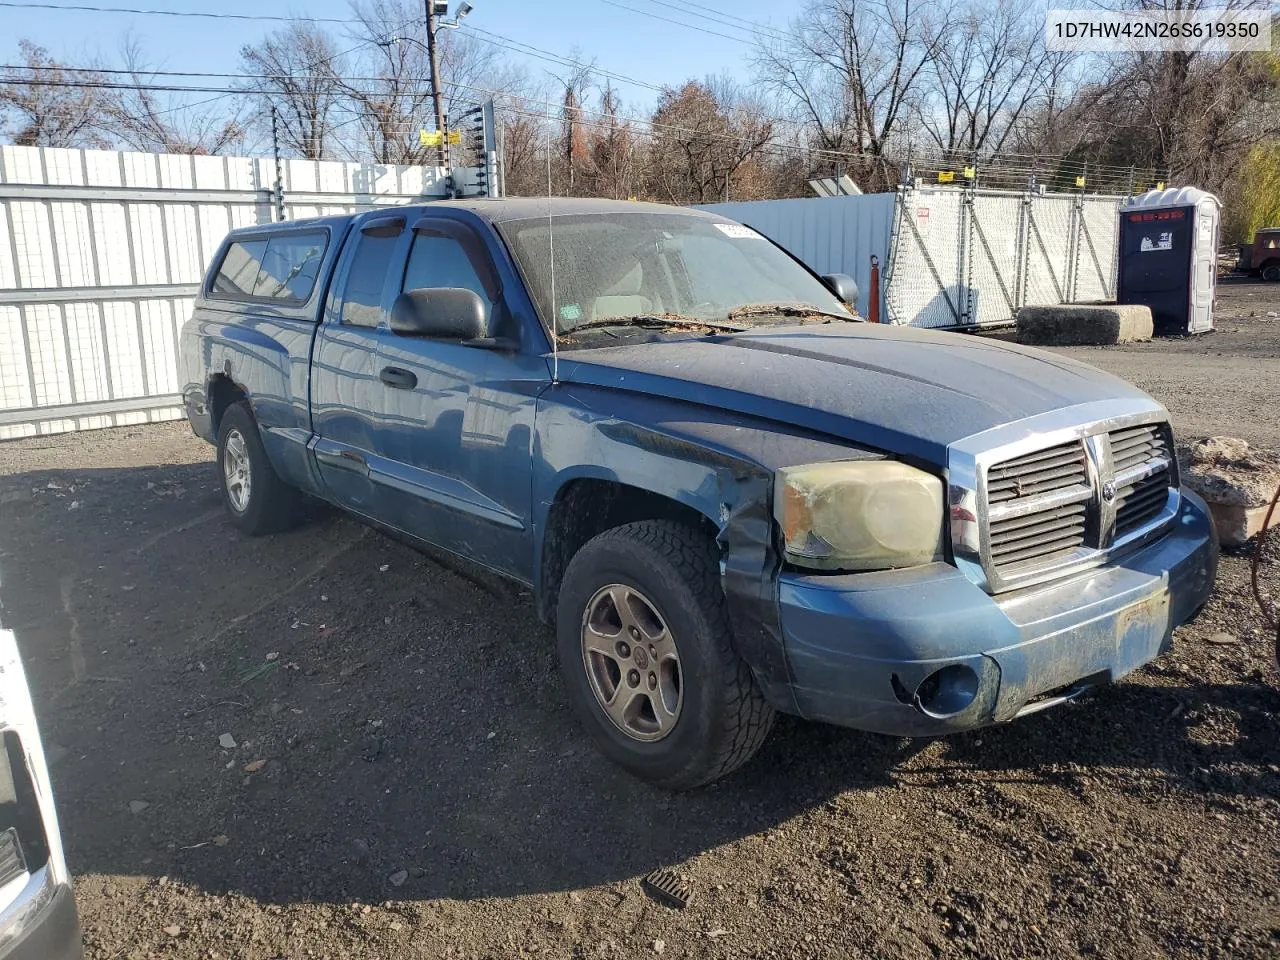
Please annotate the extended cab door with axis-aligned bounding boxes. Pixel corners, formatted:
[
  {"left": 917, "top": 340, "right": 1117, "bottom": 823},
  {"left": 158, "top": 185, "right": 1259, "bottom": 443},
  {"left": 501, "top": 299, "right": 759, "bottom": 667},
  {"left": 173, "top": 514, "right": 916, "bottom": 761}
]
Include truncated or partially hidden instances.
[
  {"left": 370, "top": 214, "right": 546, "bottom": 581},
  {"left": 310, "top": 214, "right": 406, "bottom": 513}
]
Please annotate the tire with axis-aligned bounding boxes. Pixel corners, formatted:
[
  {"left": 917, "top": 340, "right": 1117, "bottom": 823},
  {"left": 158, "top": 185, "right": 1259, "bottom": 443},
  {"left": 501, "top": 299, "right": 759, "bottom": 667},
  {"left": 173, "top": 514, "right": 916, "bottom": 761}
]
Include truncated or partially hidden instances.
[
  {"left": 556, "top": 519, "right": 775, "bottom": 790},
  {"left": 216, "top": 401, "right": 303, "bottom": 535},
  {"left": 1262, "top": 262, "right": 1280, "bottom": 283}
]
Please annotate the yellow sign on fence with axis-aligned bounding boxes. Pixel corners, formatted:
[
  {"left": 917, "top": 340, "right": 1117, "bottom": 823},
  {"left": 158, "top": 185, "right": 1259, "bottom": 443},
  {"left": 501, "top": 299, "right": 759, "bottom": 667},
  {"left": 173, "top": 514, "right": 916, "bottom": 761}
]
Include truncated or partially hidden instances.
[
  {"left": 1075, "top": 175, "right": 1087, "bottom": 187},
  {"left": 937, "top": 171, "right": 955, "bottom": 183},
  {"left": 420, "top": 129, "right": 462, "bottom": 146}
]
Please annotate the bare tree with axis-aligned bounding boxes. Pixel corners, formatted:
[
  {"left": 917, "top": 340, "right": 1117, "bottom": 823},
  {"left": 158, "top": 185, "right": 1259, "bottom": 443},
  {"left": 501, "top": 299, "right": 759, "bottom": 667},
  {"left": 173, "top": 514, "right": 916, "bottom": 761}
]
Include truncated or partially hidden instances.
[
  {"left": 756, "top": 0, "right": 947, "bottom": 189},
  {"left": 646, "top": 78, "right": 774, "bottom": 203},
  {"left": 240, "top": 21, "right": 346, "bottom": 160},
  {"left": 587, "top": 83, "right": 637, "bottom": 199},
  {"left": 919, "top": 0, "right": 1063, "bottom": 159},
  {"left": 102, "top": 37, "right": 244, "bottom": 154},
  {"left": 0, "top": 40, "right": 110, "bottom": 147}
]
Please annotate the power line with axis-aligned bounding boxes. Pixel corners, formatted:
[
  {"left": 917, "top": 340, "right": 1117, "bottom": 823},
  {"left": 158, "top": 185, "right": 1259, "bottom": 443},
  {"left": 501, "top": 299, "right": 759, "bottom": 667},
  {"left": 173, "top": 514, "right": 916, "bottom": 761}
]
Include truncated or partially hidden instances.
[
  {"left": 592, "top": 0, "right": 755, "bottom": 45},
  {"left": 0, "top": 1, "right": 356, "bottom": 23}
]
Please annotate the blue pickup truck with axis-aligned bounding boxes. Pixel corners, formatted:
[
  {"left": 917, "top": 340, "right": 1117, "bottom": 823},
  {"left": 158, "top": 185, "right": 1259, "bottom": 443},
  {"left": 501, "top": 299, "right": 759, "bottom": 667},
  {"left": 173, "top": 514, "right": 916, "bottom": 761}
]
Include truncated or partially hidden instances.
[{"left": 180, "top": 198, "right": 1218, "bottom": 789}]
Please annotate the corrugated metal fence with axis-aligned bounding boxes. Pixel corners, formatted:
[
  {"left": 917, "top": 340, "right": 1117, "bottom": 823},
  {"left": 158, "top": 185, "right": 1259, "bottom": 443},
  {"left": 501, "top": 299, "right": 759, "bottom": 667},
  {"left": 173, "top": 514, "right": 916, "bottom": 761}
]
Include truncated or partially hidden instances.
[
  {"left": 697, "top": 193, "right": 897, "bottom": 321},
  {"left": 0, "top": 144, "right": 469, "bottom": 439},
  {"left": 702, "top": 186, "right": 1123, "bottom": 330}
]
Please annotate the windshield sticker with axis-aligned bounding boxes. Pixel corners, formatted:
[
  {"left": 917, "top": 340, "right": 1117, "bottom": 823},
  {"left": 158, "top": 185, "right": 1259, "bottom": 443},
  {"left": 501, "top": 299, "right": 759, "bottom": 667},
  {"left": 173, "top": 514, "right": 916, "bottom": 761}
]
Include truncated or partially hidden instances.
[
  {"left": 559, "top": 303, "right": 582, "bottom": 321},
  {"left": 713, "top": 223, "right": 763, "bottom": 240}
]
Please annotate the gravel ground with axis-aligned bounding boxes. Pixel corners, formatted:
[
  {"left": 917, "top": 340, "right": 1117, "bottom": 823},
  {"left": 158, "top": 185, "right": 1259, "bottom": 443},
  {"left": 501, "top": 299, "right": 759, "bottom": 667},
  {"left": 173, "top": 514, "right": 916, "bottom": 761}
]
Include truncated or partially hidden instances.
[{"left": 0, "top": 280, "right": 1277, "bottom": 960}]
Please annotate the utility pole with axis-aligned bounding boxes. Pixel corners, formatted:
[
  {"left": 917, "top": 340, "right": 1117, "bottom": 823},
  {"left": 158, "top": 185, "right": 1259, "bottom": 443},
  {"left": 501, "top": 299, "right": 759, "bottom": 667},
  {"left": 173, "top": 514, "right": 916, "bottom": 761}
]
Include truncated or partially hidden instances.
[{"left": 424, "top": 1, "right": 447, "bottom": 168}]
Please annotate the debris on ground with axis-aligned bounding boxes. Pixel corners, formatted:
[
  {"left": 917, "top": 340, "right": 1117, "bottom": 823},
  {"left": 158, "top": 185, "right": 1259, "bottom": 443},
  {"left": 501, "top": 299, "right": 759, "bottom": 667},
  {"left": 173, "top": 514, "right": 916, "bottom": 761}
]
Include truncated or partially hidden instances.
[
  {"left": 127, "top": 800, "right": 149, "bottom": 814},
  {"left": 642, "top": 869, "right": 693, "bottom": 910},
  {"left": 217, "top": 733, "right": 237, "bottom": 749}
]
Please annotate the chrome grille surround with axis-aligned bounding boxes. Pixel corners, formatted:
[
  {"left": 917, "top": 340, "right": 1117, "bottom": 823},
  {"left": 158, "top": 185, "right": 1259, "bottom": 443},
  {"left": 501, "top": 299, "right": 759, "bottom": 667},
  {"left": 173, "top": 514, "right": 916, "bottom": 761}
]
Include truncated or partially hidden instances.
[{"left": 948, "top": 399, "right": 1180, "bottom": 594}]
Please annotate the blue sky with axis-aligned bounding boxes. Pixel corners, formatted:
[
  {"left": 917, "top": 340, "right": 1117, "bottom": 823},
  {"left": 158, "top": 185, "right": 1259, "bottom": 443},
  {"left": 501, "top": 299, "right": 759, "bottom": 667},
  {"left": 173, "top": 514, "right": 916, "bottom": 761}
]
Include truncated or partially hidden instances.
[{"left": 1, "top": 0, "right": 789, "bottom": 110}]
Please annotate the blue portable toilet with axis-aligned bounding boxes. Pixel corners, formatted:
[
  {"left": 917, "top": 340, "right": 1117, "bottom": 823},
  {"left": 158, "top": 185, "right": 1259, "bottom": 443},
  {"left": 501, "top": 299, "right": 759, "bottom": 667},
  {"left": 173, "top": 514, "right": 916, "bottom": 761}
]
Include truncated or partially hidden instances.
[{"left": 1118, "top": 187, "right": 1220, "bottom": 335}]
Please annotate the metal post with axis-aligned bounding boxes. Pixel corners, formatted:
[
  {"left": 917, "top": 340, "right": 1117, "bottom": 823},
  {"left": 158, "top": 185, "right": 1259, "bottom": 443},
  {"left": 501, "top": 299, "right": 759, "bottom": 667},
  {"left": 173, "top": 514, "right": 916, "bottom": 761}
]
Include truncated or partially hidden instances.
[
  {"left": 442, "top": 109, "right": 452, "bottom": 198},
  {"left": 498, "top": 118, "right": 507, "bottom": 197},
  {"left": 1126, "top": 165, "right": 1134, "bottom": 195},
  {"left": 868, "top": 255, "right": 881, "bottom": 324},
  {"left": 271, "top": 105, "right": 285, "bottom": 222},
  {"left": 424, "top": 1, "right": 448, "bottom": 168}
]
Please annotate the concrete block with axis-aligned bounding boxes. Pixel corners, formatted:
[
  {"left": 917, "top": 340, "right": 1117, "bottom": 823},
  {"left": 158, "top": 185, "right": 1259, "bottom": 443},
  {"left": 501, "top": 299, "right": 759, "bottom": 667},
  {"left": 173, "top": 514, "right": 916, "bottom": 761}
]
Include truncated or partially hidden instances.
[
  {"left": 1204, "top": 501, "right": 1280, "bottom": 548},
  {"left": 1181, "top": 436, "right": 1280, "bottom": 547},
  {"left": 1015, "top": 304, "right": 1153, "bottom": 346}
]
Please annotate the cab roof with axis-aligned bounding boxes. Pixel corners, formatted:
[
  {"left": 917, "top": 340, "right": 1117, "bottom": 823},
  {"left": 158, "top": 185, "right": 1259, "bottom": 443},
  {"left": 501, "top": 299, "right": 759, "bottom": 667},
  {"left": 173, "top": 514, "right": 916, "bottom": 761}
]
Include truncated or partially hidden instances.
[{"left": 224, "top": 198, "right": 732, "bottom": 241}]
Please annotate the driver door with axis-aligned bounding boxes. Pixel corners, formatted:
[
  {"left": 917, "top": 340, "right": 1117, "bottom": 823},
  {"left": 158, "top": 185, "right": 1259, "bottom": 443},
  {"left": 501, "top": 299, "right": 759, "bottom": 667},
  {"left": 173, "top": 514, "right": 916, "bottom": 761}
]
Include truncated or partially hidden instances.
[{"left": 370, "top": 215, "right": 543, "bottom": 581}]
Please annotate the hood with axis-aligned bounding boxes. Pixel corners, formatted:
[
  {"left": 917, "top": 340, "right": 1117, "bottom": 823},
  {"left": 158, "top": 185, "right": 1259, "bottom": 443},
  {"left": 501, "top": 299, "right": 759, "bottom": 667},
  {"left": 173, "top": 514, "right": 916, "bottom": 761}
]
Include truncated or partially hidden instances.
[{"left": 555, "top": 323, "right": 1153, "bottom": 465}]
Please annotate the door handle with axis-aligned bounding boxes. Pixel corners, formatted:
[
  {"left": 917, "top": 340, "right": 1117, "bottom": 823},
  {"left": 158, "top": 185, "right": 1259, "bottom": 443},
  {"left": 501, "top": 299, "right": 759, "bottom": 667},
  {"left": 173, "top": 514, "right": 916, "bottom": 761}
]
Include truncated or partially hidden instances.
[{"left": 379, "top": 366, "right": 417, "bottom": 390}]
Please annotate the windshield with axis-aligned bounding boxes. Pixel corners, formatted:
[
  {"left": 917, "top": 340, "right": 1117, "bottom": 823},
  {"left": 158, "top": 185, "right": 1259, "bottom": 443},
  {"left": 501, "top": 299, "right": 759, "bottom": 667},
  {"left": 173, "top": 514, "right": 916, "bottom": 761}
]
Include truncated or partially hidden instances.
[{"left": 499, "top": 212, "right": 850, "bottom": 337}]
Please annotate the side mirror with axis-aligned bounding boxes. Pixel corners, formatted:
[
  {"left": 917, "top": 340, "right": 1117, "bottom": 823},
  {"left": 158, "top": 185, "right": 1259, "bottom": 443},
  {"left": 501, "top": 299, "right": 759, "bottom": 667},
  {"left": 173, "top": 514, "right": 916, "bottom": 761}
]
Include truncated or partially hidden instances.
[
  {"left": 390, "top": 288, "right": 487, "bottom": 340},
  {"left": 822, "top": 273, "right": 859, "bottom": 306}
]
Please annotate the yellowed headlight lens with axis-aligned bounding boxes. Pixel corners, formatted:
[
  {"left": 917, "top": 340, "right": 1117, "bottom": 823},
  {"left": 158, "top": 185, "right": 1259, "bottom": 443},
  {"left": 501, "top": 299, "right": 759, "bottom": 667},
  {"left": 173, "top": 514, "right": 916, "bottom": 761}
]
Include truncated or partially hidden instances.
[{"left": 774, "top": 461, "right": 944, "bottom": 571}]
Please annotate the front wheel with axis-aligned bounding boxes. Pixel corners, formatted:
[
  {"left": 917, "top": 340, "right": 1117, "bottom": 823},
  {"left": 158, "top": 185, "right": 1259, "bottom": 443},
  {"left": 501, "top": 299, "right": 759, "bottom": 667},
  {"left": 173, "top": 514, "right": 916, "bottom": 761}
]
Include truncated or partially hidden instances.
[
  {"left": 216, "top": 401, "right": 303, "bottom": 535},
  {"left": 1262, "top": 262, "right": 1280, "bottom": 283},
  {"left": 556, "top": 520, "right": 775, "bottom": 789}
]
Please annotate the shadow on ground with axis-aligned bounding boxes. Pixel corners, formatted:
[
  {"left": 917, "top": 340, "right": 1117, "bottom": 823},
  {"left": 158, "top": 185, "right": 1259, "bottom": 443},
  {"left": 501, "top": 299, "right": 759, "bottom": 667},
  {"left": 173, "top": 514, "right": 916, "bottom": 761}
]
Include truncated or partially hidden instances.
[{"left": 0, "top": 459, "right": 1274, "bottom": 907}]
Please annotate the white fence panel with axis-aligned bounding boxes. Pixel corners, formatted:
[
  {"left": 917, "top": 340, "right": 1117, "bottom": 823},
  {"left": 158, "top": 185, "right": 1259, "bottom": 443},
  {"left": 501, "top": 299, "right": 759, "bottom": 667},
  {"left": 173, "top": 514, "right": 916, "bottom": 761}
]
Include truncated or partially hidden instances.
[{"left": 0, "top": 144, "right": 472, "bottom": 439}]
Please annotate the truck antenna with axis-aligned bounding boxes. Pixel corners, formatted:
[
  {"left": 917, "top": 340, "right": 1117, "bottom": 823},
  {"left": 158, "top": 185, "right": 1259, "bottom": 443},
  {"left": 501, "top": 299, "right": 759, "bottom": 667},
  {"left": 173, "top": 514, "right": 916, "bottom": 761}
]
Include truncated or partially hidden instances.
[{"left": 547, "top": 143, "right": 558, "bottom": 384}]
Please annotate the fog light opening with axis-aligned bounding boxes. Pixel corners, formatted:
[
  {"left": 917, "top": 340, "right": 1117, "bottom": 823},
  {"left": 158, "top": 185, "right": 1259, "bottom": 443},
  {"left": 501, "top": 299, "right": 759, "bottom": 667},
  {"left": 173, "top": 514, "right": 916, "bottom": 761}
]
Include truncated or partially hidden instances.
[{"left": 913, "top": 664, "right": 980, "bottom": 719}]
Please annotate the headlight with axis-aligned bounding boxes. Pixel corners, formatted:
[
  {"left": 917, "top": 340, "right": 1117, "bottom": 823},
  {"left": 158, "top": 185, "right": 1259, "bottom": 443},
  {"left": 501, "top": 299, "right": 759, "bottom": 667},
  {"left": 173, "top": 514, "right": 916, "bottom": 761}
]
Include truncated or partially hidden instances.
[{"left": 774, "top": 461, "right": 944, "bottom": 571}]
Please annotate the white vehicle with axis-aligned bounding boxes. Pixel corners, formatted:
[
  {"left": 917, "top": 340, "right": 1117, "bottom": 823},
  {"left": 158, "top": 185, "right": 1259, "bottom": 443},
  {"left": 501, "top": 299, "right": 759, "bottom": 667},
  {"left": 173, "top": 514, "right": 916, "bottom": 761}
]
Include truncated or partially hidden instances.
[{"left": 0, "top": 629, "right": 81, "bottom": 959}]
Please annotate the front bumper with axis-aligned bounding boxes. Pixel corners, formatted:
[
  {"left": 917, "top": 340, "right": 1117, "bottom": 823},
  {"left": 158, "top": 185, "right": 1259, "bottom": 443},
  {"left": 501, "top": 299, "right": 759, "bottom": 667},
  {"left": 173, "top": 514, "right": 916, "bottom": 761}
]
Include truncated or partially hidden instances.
[
  {"left": 778, "top": 490, "right": 1218, "bottom": 735},
  {"left": 0, "top": 871, "right": 81, "bottom": 960}
]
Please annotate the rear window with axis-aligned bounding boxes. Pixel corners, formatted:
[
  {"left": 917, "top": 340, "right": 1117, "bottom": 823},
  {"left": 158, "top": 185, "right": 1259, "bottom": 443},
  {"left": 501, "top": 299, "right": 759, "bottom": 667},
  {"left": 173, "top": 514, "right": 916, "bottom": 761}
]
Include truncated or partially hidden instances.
[
  {"left": 211, "top": 239, "right": 267, "bottom": 298},
  {"left": 210, "top": 230, "right": 329, "bottom": 303},
  {"left": 253, "top": 232, "right": 328, "bottom": 301}
]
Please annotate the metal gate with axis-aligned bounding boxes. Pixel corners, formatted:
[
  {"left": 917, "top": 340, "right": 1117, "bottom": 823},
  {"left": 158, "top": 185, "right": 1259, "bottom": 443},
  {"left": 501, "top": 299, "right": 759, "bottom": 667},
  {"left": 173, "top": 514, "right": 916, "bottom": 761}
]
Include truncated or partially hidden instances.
[{"left": 886, "top": 185, "right": 1123, "bottom": 329}]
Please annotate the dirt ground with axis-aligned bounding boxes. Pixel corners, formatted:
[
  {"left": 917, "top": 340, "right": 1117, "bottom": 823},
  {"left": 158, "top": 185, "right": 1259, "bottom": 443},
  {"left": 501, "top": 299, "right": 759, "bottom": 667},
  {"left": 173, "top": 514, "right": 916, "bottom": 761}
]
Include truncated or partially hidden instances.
[{"left": 0, "top": 280, "right": 1277, "bottom": 960}]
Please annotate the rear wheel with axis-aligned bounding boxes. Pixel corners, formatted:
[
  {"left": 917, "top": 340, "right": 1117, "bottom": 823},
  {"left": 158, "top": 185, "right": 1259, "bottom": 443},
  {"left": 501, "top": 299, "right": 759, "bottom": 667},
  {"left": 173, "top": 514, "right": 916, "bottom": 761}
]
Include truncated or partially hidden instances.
[
  {"left": 1261, "top": 262, "right": 1280, "bottom": 283},
  {"left": 216, "top": 401, "right": 303, "bottom": 535},
  {"left": 556, "top": 519, "right": 775, "bottom": 789}
]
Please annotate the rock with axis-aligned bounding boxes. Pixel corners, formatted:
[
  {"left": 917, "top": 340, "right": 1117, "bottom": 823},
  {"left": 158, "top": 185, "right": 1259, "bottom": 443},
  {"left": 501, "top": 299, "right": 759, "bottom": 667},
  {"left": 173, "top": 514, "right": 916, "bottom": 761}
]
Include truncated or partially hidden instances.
[
  {"left": 1016, "top": 304, "right": 1153, "bottom": 345},
  {"left": 218, "top": 733, "right": 237, "bottom": 749},
  {"left": 163, "top": 925, "right": 181, "bottom": 937},
  {"left": 652, "top": 940, "right": 665, "bottom": 954},
  {"left": 389, "top": 870, "right": 408, "bottom": 887},
  {"left": 243, "top": 759, "right": 267, "bottom": 773},
  {"left": 1183, "top": 437, "right": 1280, "bottom": 508},
  {"left": 1206, "top": 632, "right": 1238, "bottom": 645},
  {"left": 1181, "top": 437, "right": 1280, "bottom": 545},
  {"left": 128, "top": 800, "right": 150, "bottom": 814},
  {"left": 213, "top": 834, "right": 230, "bottom": 846}
]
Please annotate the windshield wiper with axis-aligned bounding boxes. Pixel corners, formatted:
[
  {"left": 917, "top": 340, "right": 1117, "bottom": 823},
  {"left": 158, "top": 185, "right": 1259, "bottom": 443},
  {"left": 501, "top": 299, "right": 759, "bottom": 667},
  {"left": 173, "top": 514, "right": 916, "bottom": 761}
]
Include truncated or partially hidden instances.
[
  {"left": 561, "top": 314, "right": 748, "bottom": 335},
  {"left": 728, "top": 302, "right": 855, "bottom": 323}
]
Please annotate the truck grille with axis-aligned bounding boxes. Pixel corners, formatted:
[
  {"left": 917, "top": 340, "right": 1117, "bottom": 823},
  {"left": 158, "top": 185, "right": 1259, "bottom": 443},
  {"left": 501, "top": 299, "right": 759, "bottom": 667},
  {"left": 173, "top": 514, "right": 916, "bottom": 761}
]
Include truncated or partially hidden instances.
[
  {"left": 986, "top": 440, "right": 1091, "bottom": 576},
  {"left": 976, "top": 419, "right": 1177, "bottom": 589},
  {"left": 1111, "top": 423, "right": 1174, "bottom": 536}
]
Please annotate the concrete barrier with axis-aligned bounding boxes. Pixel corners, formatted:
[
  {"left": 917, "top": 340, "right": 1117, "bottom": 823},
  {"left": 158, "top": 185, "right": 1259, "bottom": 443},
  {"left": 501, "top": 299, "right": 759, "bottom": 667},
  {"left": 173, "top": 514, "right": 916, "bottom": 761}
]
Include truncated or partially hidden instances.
[
  {"left": 1181, "top": 437, "right": 1280, "bottom": 547},
  {"left": 1015, "top": 304, "right": 1153, "bottom": 346}
]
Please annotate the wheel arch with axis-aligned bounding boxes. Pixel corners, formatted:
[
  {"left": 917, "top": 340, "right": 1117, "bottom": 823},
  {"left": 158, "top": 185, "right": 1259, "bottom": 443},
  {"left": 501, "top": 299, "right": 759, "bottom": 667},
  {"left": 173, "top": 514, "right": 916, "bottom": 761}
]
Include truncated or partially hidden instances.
[
  {"left": 536, "top": 474, "right": 720, "bottom": 624},
  {"left": 207, "top": 373, "right": 249, "bottom": 437}
]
